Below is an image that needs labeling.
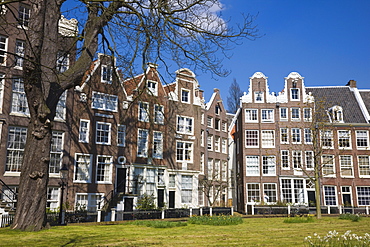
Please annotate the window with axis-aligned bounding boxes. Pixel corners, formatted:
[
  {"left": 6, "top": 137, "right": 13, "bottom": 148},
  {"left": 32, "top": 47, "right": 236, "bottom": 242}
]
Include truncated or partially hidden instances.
[
  {"left": 338, "top": 130, "right": 351, "bottom": 148},
  {"left": 340, "top": 155, "right": 353, "bottom": 177},
  {"left": 133, "top": 168, "right": 144, "bottom": 195},
  {"left": 280, "top": 107, "right": 288, "bottom": 121},
  {"left": 169, "top": 174, "right": 176, "bottom": 187},
  {"left": 214, "top": 160, "right": 220, "bottom": 179},
  {"left": 201, "top": 113, "right": 204, "bottom": 125},
  {"left": 96, "top": 122, "right": 111, "bottom": 145},
  {"left": 56, "top": 52, "right": 69, "bottom": 73},
  {"left": 6, "top": 126, "right": 27, "bottom": 172},
  {"left": 305, "top": 151, "right": 314, "bottom": 170},
  {"left": 55, "top": 91, "right": 67, "bottom": 120},
  {"left": 137, "top": 129, "right": 149, "bottom": 157},
  {"left": 291, "top": 108, "right": 300, "bottom": 120},
  {"left": 245, "top": 130, "right": 258, "bottom": 148},
  {"left": 154, "top": 104, "right": 164, "bottom": 124},
  {"left": 215, "top": 119, "right": 220, "bottom": 130},
  {"left": 262, "top": 156, "right": 276, "bottom": 176},
  {"left": 358, "top": 156, "right": 370, "bottom": 177},
  {"left": 177, "top": 116, "right": 193, "bottom": 134},
  {"left": 357, "top": 187, "right": 370, "bottom": 206},
  {"left": 207, "top": 135, "right": 213, "bottom": 150},
  {"left": 322, "top": 155, "right": 335, "bottom": 176},
  {"left": 181, "top": 175, "right": 193, "bottom": 203},
  {"left": 117, "top": 124, "right": 126, "bottom": 147},
  {"left": 147, "top": 81, "right": 157, "bottom": 96},
  {"left": 11, "top": 78, "right": 29, "bottom": 115},
  {"left": 281, "top": 150, "right": 289, "bottom": 169},
  {"left": 200, "top": 130, "right": 204, "bottom": 147},
  {"left": 261, "top": 109, "right": 274, "bottom": 122},
  {"left": 221, "top": 138, "right": 227, "bottom": 153},
  {"left": 153, "top": 131, "right": 163, "bottom": 159},
  {"left": 74, "top": 154, "right": 92, "bottom": 183},
  {"left": 101, "top": 65, "right": 112, "bottom": 83},
  {"left": 356, "top": 130, "right": 368, "bottom": 149},
  {"left": 281, "top": 179, "right": 304, "bottom": 203},
  {"left": 47, "top": 187, "right": 59, "bottom": 210},
  {"left": 146, "top": 168, "right": 155, "bottom": 195},
  {"left": 92, "top": 92, "right": 118, "bottom": 112},
  {"left": 15, "top": 40, "right": 25, "bottom": 68},
  {"left": 181, "top": 89, "right": 190, "bottom": 103},
  {"left": 280, "top": 128, "right": 288, "bottom": 144},
  {"left": 291, "top": 128, "right": 301, "bottom": 144},
  {"left": 176, "top": 141, "right": 193, "bottom": 162},
  {"left": 290, "top": 88, "right": 299, "bottom": 100},
  {"left": 75, "top": 193, "right": 103, "bottom": 212},
  {"left": 304, "top": 108, "right": 312, "bottom": 121},
  {"left": 215, "top": 136, "right": 220, "bottom": 152},
  {"left": 96, "top": 155, "right": 112, "bottom": 183},
  {"left": 207, "top": 116, "right": 213, "bottom": 128},
  {"left": 246, "top": 156, "right": 259, "bottom": 176},
  {"left": 261, "top": 130, "right": 274, "bottom": 148},
  {"left": 0, "top": 35, "right": 7, "bottom": 65},
  {"left": 79, "top": 119, "right": 90, "bottom": 143},
  {"left": 138, "top": 101, "right": 149, "bottom": 122},
  {"left": 304, "top": 128, "right": 312, "bottom": 144},
  {"left": 324, "top": 186, "right": 337, "bottom": 206},
  {"left": 0, "top": 73, "right": 4, "bottom": 113},
  {"left": 18, "top": 5, "right": 30, "bottom": 27},
  {"left": 49, "top": 131, "right": 63, "bottom": 174},
  {"left": 263, "top": 183, "right": 277, "bottom": 203},
  {"left": 245, "top": 109, "right": 258, "bottom": 122},
  {"left": 247, "top": 183, "right": 260, "bottom": 202},
  {"left": 207, "top": 159, "right": 213, "bottom": 179},
  {"left": 222, "top": 121, "right": 227, "bottom": 132},
  {"left": 200, "top": 153, "right": 204, "bottom": 174},
  {"left": 254, "top": 91, "right": 263, "bottom": 103},
  {"left": 321, "top": 130, "right": 333, "bottom": 148},
  {"left": 222, "top": 161, "right": 227, "bottom": 181},
  {"left": 329, "top": 105, "right": 343, "bottom": 123},
  {"left": 292, "top": 151, "right": 302, "bottom": 169}
]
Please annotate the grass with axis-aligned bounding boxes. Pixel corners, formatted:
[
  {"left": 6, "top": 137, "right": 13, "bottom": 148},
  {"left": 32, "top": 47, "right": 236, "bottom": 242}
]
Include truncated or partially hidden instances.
[
  {"left": 283, "top": 216, "right": 315, "bottom": 223},
  {"left": 0, "top": 217, "right": 369, "bottom": 246},
  {"left": 188, "top": 215, "right": 243, "bottom": 225}
]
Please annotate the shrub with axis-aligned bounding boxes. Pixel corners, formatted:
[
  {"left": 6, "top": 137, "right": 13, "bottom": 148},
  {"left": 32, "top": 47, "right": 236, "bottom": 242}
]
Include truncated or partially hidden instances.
[
  {"left": 130, "top": 220, "right": 187, "bottom": 228},
  {"left": 136, "top": 194, "right": 157, "bottom": 210},
  {"left": 283, "top": 216, "right": 315, "bottom": 224},
  {"left": 339, "top": 213, "right": 362, "bottom": 222},
  {"left": 188, "top": 215, "right": 243, "bottom": 226},
  {"left": 304, "top": 230, "right": 370, "bottom": 247}
]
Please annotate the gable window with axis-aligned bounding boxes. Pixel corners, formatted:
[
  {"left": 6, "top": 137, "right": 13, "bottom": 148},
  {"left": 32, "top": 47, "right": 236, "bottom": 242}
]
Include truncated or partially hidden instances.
[
  {"left": 56, "top": 52, "right": 69, "bottom": 73},
  {"left": 222, "top": 121, "right": 227, "bottom": 132},
  {"left": 291, "top": 128, "right": 301, "bottom": 144},
  {"left": 74, "top": 153, "right": 92, "bottom": 183},
  {"left": 181, "top": 175, "right": 193, "bottom": 203},
  {"left": 138, "top": 101, "right": 149, "bottom": 122},
  {"left": 261, "top": 130, "right": 274, "bottom": 148},
  {"left": 153, "top": 131, "right": 163, "bottom": 159},
  {"left": 154, "top": 104, "right": 164, "bottom": 124},
  {"left": 358, "top": 156, "right": 370, "bottom": 177},
  {"left": 281, "top": 150, "right": 289, "bottom": 169},
  {"left": 96, "top": 122, "right": 111, "bottom": 145},
  {"left": 177, "top": 116, "right": 193, "bottom": 134},
  {"left": 18, "top": 5, "right": 30, "bottom": 27},
  {"left": 290, "top": 88, "right": 299, "bottom": 100},
  {"left": 262, "top": 156, "right": 276, "bottom": 176},
  {"left": 356, "top": 130, "right": 368, "bottom": 149},
  {"left": 147, "top": 81, "right": 157, "bottom": 96},
  {"left": 49, "top": 131, "right": 64, "bottom": 174},
  {"left": 280, "top": 128, "right": 288, "bottom": 144},
  {"left": 137, "top": 129, "right": 149, "bottom": 157},
  {"left": 245, "top": 109, "right": 258, "bottom": 122},
  {"left": 246, "top": 156, "right": 259, "bottom": 176},
  {"left": 338, "top": 130, "right": 351, "bottom": 148},
  {"left": 101, "top": 65, "right": 112, "bottom": 83},
  {"left": 55, "top": 91, "right": 67, "bottom": 120},
  {"left": 304, "top": 128, "right": 312, "bottom": 144},
  {"left": 117, "top": 124, "right": 126, "bottom": 147},
  {"left": 96, "top": 155, "right": 113, "bottom": 183},
  {"left": 79, "top": 119, "right": 90, "bottom": 143},
  {"left": 321, "top": 130, "right": 333, "bottom": 148},
  {"left": 340, "top": 155, "right": 353, "bottom": 177},
  {"left": 322, "top": 155, "right": 335, "bottom": 176},
  {"left": 0, "top": 35, "right": 7, "bottom": 65},
  {"left": 15, "top": 40, "right": 25, "bottom": 68},
  {"left": 304, "top": 108, "right": 312, "bottom": 122},
  {"left": 6, "top": 126, "right": 27, "bottom": 173},
  {"left": 176, "top": 141, "right": 193, "bottom": 162},
  {"left": 254, "top": 91, "right": 263, "bottom": 103},
  {"left": 291, "top": 108, "right": 300, "bottom": 120},
  {"left": 181, "top": 89, "right": 190, "bottom": 103},
  {"left": 92, "top": 92, "right": 118, "bottom": 112},
  {"left": 215, "top": 104, "right": 221, "bottom": 115},
  {"left": 11, "top": 78, "right": 29, "bottom": 115},
  {"left": 245, "top": 130, "right": 258, "bottom": 148},
  {"left": 261, "top": 109, "right": 274, "bottom": 122},
  {"left": 305, "top": 151, "right": 314, "bottom": 170},
  {"left": 280, "top": 107, "right": 288, "bottom": 121},
  {"left": 292, "top": 151, "right": 302, "bottom": 169}
]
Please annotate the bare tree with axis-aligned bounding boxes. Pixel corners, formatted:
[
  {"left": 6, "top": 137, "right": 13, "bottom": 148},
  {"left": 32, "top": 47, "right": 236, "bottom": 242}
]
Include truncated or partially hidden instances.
[
  {"left": 2, "top": 0, "right": 258, "bottom": 230},
  {"left": 199, "top": 173, "right": 227, "bottom": 207},
  {"left": 227, "top": 78, "right": 242, "bottom": 113}
]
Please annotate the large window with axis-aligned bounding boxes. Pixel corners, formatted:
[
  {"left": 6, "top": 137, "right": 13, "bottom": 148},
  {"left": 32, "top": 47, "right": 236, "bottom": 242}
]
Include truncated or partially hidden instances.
[
  {"left": 138, "top": 101, "right": 149, "bottom": 122},
  {"left": 6, "top": 127, "right": 27, "bottom": 172},
  {"left": 281, "top": 150, "right": 289, "bottom": 169},
  {"left": 92, "top": 92, "right": 118, "bottom": 112},
  {"left": 0, "top": 35, "right": 7, "bottom": 65},
  {"left": 247, "top": 183, "right": 260, "bottom": 202},
  {"left": 0, "top": 73, "right": 4, "bottom": 113},
  {"left": 304, "top": 128, "right": 312, "bottom": 144},
  {"left": 261, "top": 130, "right": 274, "bottom": 148},
  {"left": 101, "top": 65, "right": 112, "bottom": 83},
  {"left": 177, "top": 116, "right": 193, "bottom": 134},
  {"left": 322, "top": 155, "right": 335, "bottom": 176},
  {"left": 281, "top": 179, "right": 304, "bottom": 204},
  {"left": 47, "top": 187, "right": 60, "bottom": 210},
  {"left": 245, "top": 130, "right": 258, "bottom": 148},
  {"left": 176, "top": 141, "right": 193, "bottom": 162},
  {"left": 263, "top": 183, "right": 277, "bottom": 203},
  {"left": 215, "top": 136, "right": 220, "bottom": 152},
  {"left": 262, "top": 156, "right": 276, "bottom": 176},
  {"left": 261, "top": 109, "right": 274, "bottom": 122},
  {"left": 55, "top": 91, "right": 67, "bottom": 120},
  {"left": 74, "top": 154, "right": 92, "bottom": 183},
  {"left": 153, "top": 131, "right": 163, "bottom": 159},
  {"left": 207, "top": 159, "right": 213, "bottom": 179},
  {"left": 146, "top": 168, "right": 156, "bottom": 195},
  {"left": 49, "top": 131, "right": 64, "bottom": 174},
  {"left": 96, "top": 122, "right": 111, "bottom": 145},
  {"left": 246, "top": 156, "right": 259, "bottom": 176},
  {"left": 181, "top": 175, "right": 193, "bottom": 203},
  {"left": 303, "top": 108, "right": 312, "bottom": 121},
  {"left": 321, "top": 130, "right": 333, "bottom": 148},
  {"left": 75, "top": 193, "right": 103, "bottom": 212},
  {"left": 292, "top": 151, "right": 302, "bottom": 169},
  {"left": 15, "top": 40, "right": 25, "bottom": 68},
  {"left": 137, "top": 129, "right": 149, "bottom": 157},
  {"left": 338, "top": 130, "right": 351, "bottom": 148},
  {"left": 305, "top": 151, "right": 314, "bottom": 170},
  {"left": 280, "top": 128, "right": 288, "bottom": 144},
  {"left": 117, "top": 124, "right": 126, "bottom": 147},
  {"left": 222, "top": 138, "right": 227, "bottom": 153},
  {"left": 291, "top": 108, "right": 300, "bottom": 120},
  {"left": 11, "top": 78, "right": 29, "bottom": 115},
  {"left": 358, "top": 156, "right": 370, "bottom": 177},
  {"left": 79, "top": 119, "right": 90, "bottom": 143},
  {"left": 356, "top": 130, "right": 369, "bottom": 149},
  {"left": 18, "top": 5, "right": 30, "bottom": 27},
  {"left": 96, "top": 155, "right": 112, "bottom": 183},
  {"left": 245, "top": 109, "right": 258, "bottom": 122},
  {"left": 340, "top": 155, "right": 353, "bottom": 177},
  {"left": 357, "top": 187, "right": 370, "bottom": 206},
  {"left": 323, "top": 186, "right": 337, "bottom": 206},
  {"left": 154, "top": 104, "right": 164, "bottom": 124},
  {"left": 291, "top": 128, "right": 301, "bottom": 144}
]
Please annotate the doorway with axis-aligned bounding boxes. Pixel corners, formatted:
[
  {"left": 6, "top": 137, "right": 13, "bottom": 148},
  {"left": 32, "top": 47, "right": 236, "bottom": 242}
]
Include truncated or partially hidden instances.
[
  {"left": 157, "top": 189, "right": 164, "bottom": 208},
  {"left": 169, "top": 191, "right": 175, "bottom": 208},
  {"left": 116, "top": 168, "right": 126, "bottom": 193}
]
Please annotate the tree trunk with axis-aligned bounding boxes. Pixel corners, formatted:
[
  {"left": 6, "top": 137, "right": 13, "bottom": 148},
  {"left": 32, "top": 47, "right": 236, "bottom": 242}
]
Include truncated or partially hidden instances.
[{"left": 314, "top": 171, "right": 322, "bottom": 219}]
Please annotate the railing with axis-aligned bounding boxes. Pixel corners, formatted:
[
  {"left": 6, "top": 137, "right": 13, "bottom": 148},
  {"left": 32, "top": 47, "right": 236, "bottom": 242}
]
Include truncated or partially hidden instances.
[{"left": 0, "top": 179, "right": 17, "bottom": 210}]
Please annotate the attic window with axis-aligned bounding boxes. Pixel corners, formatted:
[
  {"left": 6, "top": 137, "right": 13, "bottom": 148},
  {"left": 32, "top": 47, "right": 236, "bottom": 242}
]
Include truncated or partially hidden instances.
[
  {"left": 290, "top": 88, "right": 299, "bottom": 100},
  {"left": 254, "top": 91, "right": 263, "bottom": 103},
  {"left": 215, "top": 104, "right": 221, "bottom": 115},
  {"left": 101, "top": 65, "right": 112, "bottom": 84},
  {"left": 147, "top": 81, "right": 157, "bottom": 96},
  {"left": 328, "top": 105, "right": 344, "bottom": 123}
]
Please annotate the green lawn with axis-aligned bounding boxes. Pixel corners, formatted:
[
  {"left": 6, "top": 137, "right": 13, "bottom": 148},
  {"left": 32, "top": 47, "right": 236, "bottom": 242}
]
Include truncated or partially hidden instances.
[{"left": 0, "top": 217, "right": 369, "bottom": 246}]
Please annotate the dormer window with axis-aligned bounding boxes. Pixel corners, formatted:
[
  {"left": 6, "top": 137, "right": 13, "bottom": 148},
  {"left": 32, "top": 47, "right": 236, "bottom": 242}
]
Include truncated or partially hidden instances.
[
  {"left": 328, "top": 105, "right": 344, "bottom": 123},
  {"left": 290, "top": 88, "right": 299, "bottom": 100},
  {"left": 147, "top": 81, "right": 157, "bottom": 96},
  {"left": 101, "top": 65, "right": 112, "bottom": 84},
  {"left": 254, "top": 91, "right": 263, "bottom": 103}
]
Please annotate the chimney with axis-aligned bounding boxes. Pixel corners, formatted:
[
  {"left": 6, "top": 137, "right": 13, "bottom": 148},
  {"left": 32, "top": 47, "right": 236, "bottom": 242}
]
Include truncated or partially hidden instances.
[{"left": 346, "top": 80, "right": 357, "bottom": 88}]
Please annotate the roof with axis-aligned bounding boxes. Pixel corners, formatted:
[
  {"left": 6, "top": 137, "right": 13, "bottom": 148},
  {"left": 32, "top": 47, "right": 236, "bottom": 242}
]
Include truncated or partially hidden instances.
[{"left": 359, "top": 90, "right": 370, "bottom": 114}]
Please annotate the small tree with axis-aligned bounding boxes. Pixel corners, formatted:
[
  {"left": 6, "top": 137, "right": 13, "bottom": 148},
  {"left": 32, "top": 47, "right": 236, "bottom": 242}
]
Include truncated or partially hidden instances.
[
  {"left": 227, "top": 79, "right": 243, "bottom": 113},
  {"left": 136, "top": 194, "right": 157, "bottom": 210},
  {"left": 199, "top": 173, "right": 227, "bottom": 207}
]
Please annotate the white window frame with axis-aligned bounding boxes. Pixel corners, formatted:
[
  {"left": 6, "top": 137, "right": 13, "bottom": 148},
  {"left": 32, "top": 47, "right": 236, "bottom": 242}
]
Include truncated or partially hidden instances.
[
  {"left": 138, "top": 101, "right": 149, "bottom": 122},
  {"left": 261, "top": 109, "right": 274, "bottom": 123},
  {"left": 79, "top": 119, "right": 90, "bottom": 143},
  {"left": 245, "top": 109, "right": 258, "bottom": 123},
  {"left": 262, "top": 156, "right": 276, "bottom": 176},
  {"left": 92, "top": 91, "right": 118, "bottom": 112},
  {"left": 74, "top": 153, "right": 92, "bottom": 183},
  {"left": 0, "top": 73, "right": 4, "bottom": 113},
  {"left": 5, "top": 126, "right": 27, "bottom": 173},
  {"left": 339, "top": 155, "right": 353, "bottom": 177},
  {"left": 322, "top": 155, "right": 335, "bottom": 177},
  {"left": 147, "top": 80, "right": 158, "bottom": 96},
  {"left": 117, "top": 124, "right": 126, "bottom": 147},
  {"left": 181, "top": 175, "right": 193, "bottom": 204},
  {"left": 177, "top": 115, "right": 193, "bottom": 135},
  {"left": 263, "top": 183, "right": 277, "bottom": 203},
  {"left": 207, "top": 116, "right": 213, "bottom": 128},
  {"left": 154, "top": 104, "right": 164, "bottom": 124},
  {"left": 254, "top": 91, "right": 264, "bottom": 103},
  {"left": 137, "top": 129, "right": 149, "bottom": 158},
  {"left": 95, "top": 122, "right": 111, "bottom": 145},
  {"left": 280, "top": 107, "right": 288, "bottom": 121},
  {"left": 49, "top": 131, "right": 64, "bottom": 174},
  {"left": 215, "top": 136, "right": 220, "bottom": 152},
  {"left": 207, "top": 134, "right": 213, "bottom": 150},
  {"left": 18, "top": 4, "right": 30, "bottom": 27},
  {"left": 75, "top": 193, "right": 104, "bottom": 212},
  {"left": 246, "top": 156, "right": 259, "bottom": 176},
  {"left": 338, "top": 130, "right": 351, "bottom": 149},
  {"left": 11, "top": 78, "right": 29, "bottom": 115},
  {"left": 291, "top": 128, "right": 301, "bottom": 144},
  {"left": 14, "top": 39, "right": 25, "bottom": 69},
  {"left": 291, "top": 107, "right": 300, "bottom": 121},
  {"left": 356, "top": 130, "right": 369, "bottom": 149},
  {"left": 292, "top": 150, "right": 302, "bottom": 169},
  {"left": 358, "top": 155, "right": 370, "bottom": 178},
  {"left": 56, "top": 51, "right": 69, "bottom": 73},
  {"left": 153, "top": 131, "right": 163, "bottom": 159},
  {"left": 303, "top": 108, "right": 312, "bottom": 122},
  {"left": 0, "top": 35, "right": 7, "bottom": 66},
  {"left": 280, "top": 128, "right": 288, "bottom": 144},
  {"left": 101, "top": 65, "right": 112, "bottom": 84},
  {"left": 55, "top": 91, "right": 67, "bottom": 121},
  {"left": 181, "top": 89, "right": 190, "bottom": 103},
  {"left": 247, "top": 183, "right": 260, "bottom": 202},
  {"left": 281, "top": 150, "right": 289, "bottom": 170},
  {"left": 221, "top": 138, "right": 227, "bottom": 154},
  {"left": 245, "top": 130, "right": 259, "bottom": 148},
  {"left": 290, "top": 88, "right": 300, "bottom": 101},
  {"left": 305, "top": 151, "right": 314, "bottom": 170},
  {"left": 304, "top": 128, "right": 312, "bottom": 144},
  {"left": 321, "top": 130, "right": 334, "bottom": 149},
  {"left": 357, "top": 187, "right": 370, "bottom": 206},
  {"left": 323, "top": 186, "right": 337, "bottom": 206},
  {"left": 176, "top": 141, "right": 193, "bottom": 163},
  {"left": 261, "top": 130, "right": 275, "bottom": 148},
  {"left": 96, "top": 155, "right": 113, "bottom": 184}
]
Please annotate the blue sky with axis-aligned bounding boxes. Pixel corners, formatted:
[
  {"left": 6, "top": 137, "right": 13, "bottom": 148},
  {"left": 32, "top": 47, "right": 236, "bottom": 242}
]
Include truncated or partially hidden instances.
[{"left": 198, "top": 0, "right": 370, "bottom": 102}]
